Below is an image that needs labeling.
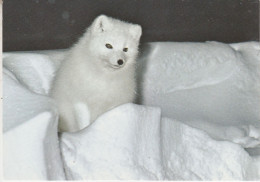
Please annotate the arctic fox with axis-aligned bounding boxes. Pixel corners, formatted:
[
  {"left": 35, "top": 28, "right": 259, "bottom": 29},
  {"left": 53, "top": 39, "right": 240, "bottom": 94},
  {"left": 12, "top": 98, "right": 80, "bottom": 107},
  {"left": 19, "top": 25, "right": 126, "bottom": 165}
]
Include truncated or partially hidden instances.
[{"left": 51, "top": 15, "right": 142, "bottom": 132}]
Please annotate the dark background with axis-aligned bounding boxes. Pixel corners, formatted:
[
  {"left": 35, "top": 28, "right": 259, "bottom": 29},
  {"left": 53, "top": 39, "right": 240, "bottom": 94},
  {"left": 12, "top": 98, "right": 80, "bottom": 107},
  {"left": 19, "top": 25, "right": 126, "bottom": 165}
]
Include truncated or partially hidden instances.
[{"left": 3, "top": 0, "right": 259, "bottom": 52}]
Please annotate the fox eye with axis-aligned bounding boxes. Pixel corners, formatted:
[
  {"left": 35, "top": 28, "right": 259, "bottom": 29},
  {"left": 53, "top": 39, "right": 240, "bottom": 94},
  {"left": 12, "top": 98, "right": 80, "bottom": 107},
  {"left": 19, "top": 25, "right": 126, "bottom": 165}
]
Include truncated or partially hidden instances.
[
  {"left": 105, "top": 43, "right": 113, "bottom": 49},
  {"left": 123, "top": 48, "right": 128, "bottom": 52}
]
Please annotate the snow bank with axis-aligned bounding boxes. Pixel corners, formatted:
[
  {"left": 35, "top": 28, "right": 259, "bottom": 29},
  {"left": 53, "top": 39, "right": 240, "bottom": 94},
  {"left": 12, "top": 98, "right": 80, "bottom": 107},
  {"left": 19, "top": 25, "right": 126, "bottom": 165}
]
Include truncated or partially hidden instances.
[
  {"left": 161, "top": 117, "right": 251, "bottom": 180},
  {"left": 137, "top": 41, "right": 260, "bottom": 147},
  {"left": 61, "top": 104, "right": 163, "bottom": 180},
  {"left": 3, "top": 53, "right": 57, "bottom": 95},
  {"left": 3, "top": 68, "right": 65, "bottom": 180},
  {"left": 3, "top": 41, "right": 260, "bottom": 180},
  {"left": 60, "top": 103, "right": 255, "bottom": 180}
]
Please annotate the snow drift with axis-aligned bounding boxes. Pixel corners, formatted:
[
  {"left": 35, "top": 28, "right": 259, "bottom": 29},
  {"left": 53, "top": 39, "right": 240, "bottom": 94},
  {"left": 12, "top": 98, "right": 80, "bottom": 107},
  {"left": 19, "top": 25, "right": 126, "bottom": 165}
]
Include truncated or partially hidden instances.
[
  {"left": 3, "top": 41, "right": 260, "bottom": 180},
  {"left": 136, "top": 41, "right": 260, "bottom": 148},
  {"left": 61, "top": 103, "right": 256, "bottom": 180},
  {"left": 3, "top": 67, "right": 65, "bottom": 180}
]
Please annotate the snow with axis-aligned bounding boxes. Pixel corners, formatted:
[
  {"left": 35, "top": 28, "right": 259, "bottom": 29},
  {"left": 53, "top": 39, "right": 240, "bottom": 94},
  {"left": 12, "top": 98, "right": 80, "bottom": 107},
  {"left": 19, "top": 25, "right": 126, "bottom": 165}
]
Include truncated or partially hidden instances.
[
  {"left": 3, "top": 67, "right": 55, "bottom": 132},
  {"left": 136, "top": 41, "right": 260, "bottom": 147},
  {"left": 61, "top": 104, "right": 163, "bottom": 180},
  {"left": 3, "top": 41, "right": 260, "bottom": 180},
  {"left": 161, "top": 117, "right": 252, "bottom": 180},
  {"left": 3, "top": 51, "right": 64, "bottom": 95},
  {"left": 3, "top": 68, "right": 65, "bottom": 180},
  {"left": 3, "top": 111, "right": 65, "bottom": 180},
  {"left": 61, "top": 103, "right": 255, "bottom": 180}
]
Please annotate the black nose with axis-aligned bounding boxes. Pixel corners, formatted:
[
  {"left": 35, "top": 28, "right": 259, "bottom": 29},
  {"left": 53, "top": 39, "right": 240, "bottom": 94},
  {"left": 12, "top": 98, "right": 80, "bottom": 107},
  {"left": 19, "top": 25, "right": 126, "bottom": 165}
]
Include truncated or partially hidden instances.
[{"left": 117, "top": 59, "right": 124, "bottom": 65}]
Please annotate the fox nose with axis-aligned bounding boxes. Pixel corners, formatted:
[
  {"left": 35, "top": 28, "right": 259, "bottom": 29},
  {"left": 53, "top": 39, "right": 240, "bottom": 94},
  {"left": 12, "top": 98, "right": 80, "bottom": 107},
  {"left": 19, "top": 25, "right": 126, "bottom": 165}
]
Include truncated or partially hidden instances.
[{"left": 117, "top": 59, "right": 124, "bottom": 66}]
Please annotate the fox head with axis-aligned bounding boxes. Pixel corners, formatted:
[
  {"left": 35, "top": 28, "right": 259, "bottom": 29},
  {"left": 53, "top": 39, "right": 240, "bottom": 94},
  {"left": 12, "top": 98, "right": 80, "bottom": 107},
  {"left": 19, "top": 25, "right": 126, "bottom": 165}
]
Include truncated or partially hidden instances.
[{"left": 82, "top": 15, "right": 142, "bottom": 71}]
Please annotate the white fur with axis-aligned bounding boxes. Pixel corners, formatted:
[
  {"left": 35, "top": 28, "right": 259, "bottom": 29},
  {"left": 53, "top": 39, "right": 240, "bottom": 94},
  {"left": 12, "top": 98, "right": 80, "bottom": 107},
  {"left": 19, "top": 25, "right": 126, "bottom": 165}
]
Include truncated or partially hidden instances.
[{"left": 51, "top": 15, "right": 142, "bottom": 132}]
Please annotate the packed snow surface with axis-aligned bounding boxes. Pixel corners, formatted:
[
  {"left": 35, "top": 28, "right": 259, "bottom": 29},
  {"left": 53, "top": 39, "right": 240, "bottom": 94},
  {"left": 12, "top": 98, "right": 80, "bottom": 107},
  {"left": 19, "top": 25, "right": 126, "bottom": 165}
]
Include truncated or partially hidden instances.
[
  {"left": 61, "top": 103, "right": 256, "bottom": 180},
  {"left": 3, "top": 41, "right": 260, "bottom": 180},
  {"left": 3, "top": 67, "right": 65, "bottom": 180}
]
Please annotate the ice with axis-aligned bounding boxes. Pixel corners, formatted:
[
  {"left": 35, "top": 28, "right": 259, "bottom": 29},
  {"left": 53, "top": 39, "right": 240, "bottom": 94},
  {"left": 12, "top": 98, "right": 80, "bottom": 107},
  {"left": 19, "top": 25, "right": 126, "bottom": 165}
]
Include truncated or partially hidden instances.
[{"left": 3, "top": 41, "right": 260, "bottom": 180}]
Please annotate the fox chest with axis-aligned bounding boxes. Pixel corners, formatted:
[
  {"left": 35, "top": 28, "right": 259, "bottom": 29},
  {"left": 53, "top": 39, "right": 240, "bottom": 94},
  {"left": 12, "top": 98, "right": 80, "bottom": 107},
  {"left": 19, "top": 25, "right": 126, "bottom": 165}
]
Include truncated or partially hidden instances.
[{"left": 79, "top": 75, "right": 135, "bottom": 104}]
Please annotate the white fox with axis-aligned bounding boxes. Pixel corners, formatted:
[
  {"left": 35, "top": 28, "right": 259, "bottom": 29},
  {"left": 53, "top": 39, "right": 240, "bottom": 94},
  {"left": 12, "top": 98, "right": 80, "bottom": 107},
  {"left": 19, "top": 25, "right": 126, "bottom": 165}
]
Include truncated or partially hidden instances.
[{"left": 51, "top": 15, "right": 142, "bottom": 132}]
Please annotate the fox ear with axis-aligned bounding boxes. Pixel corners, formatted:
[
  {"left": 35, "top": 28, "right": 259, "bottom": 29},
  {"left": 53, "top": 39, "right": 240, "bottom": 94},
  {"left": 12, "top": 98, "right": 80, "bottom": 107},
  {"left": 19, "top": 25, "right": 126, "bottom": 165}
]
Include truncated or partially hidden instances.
[
  {"left": 92, "top": 15, "right": 111, "bottom": 33},
  {"left": 130, "top": 24, "right": 142, "bottom": 41}
]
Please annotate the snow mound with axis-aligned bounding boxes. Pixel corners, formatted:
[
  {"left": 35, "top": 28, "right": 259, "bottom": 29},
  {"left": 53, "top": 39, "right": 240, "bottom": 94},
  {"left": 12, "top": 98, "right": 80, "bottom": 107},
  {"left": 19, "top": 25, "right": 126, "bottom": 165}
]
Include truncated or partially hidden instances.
[
  {"left": 138, "top": 42, "right": 240, "bottom": 93},
  {"left": 61, "top": 103, "right": 255, "bottom": 180},
  {"left": 137, "top": 41, "right": 260, "bottom": 146},
  {"left": 3, "top": 53, "right": 57, "bottom": 95},
  {"left": 61, "top": 104, "right": 163, "bottom": 180},
  {"left": 3, "top": 69, "right": 65, "bottom": 180},
  {"left": 3, "top": 41, "right": 260, "bottom": 180},
  {"left": 3, "top": 67, "right": 56, "bottom": 132}
]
